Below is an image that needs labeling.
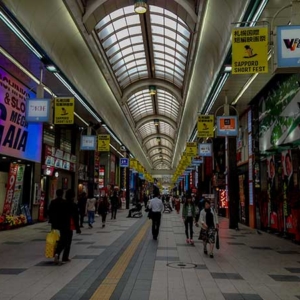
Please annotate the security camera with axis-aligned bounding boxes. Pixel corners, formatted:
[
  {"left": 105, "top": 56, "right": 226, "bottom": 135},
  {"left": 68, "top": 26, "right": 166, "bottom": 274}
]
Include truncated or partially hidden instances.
[{"left": 120, "top": 146, "right": 126, "bottom": 151}]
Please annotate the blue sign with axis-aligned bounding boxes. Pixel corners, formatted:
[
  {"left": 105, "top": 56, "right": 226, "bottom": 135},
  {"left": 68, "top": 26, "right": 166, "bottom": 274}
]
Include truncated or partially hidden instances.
[
  {"left": 276, "top": 26, "right": 300, "bottom": 68},
  {"left": 80, "top": 135, "right": 96, "bottom": 150},
  {"left": 217, "top": 116, "right": 238, "bottom": 137},
  {"left": 25, "top": 98, "right": 51, "bottom": 122},
  {"left": 120, "top": 158, "right": 129, "bottom": 167},
  {"left": 198, "top": 143, "right": 212, "bottom": 157}
]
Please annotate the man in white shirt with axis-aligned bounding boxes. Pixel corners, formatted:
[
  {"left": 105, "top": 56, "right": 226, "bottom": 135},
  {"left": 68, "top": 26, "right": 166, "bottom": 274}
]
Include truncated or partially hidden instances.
[{"left": 149, "top": 187, "right": 164, "bottom": 240}]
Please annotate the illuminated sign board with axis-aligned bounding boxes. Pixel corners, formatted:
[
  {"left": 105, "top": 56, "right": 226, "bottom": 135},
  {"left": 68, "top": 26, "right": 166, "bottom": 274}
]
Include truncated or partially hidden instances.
[{"left": 0, "top": 68, "right": 42, "bottom": 162}]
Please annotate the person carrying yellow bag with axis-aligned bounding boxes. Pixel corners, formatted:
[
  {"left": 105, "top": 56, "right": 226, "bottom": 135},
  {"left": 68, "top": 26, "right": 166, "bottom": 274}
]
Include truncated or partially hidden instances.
[
  {"left": 48, "top": 189, "right": 81, "bottom": 264},
  {"left": 45, "top": 230, "right": 60, "bottom": 258}
]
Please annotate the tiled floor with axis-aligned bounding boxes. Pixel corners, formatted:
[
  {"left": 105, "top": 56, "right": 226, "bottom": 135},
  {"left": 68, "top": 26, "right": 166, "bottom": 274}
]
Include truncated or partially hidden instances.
[{"left": 0, "top": 208, "right": 299, "bottom": 300}]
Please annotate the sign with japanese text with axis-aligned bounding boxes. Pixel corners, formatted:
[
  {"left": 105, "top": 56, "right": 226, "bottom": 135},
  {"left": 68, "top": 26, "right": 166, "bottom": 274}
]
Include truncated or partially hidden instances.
[
  {"left": 0, "top": 68, "right": 43, "bottom": 162},
  {"left": 197, "top": 115, "right": 214, "bottom": 138},
  {"left": 186, "top": 142, "right": 197, "bottom": 156},
  {"left": 2, "top": 163, "right": 18, "bottom": 215},
  {"left": 199, "top": 143, "right": 212, "bottom": 156},
  {"left": 97, "top": 134, "right": 110, "bottom": 152},
  {"left": 80, "top": 135, "right": 96, "bottom": 151},
  {"left": 54, "top": 97, "right": 74, "bottom": 124},
  {"left": 232, "top": 27, "right": 268, "bottom": 74},
  {"left": 25, "top": 98, "right": 51, "bottom": 122},
  {"left": 217, "top": 116, "right": 238, "bottom": 136}
]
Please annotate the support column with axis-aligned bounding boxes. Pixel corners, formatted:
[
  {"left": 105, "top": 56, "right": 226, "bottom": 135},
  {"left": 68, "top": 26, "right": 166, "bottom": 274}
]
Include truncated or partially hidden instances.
[{"left": 228, "top": 137, "right": 239, "bottom": 229}]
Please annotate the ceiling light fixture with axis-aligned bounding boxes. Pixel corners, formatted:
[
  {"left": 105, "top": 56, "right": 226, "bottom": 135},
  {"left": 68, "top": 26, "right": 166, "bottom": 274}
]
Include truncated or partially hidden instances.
[
  {"left": 46, "top": 65, "right": 57, "bottom": 72},
  {"left": 134, "top": 0, "right": 148, "bottom": 14},
  {"left": 0, "top": 11, "right": 42, "bottom": 59},
  {"left": 224, "top": 65, "right": 232, "bottom": 73},
  {"left": 154, "top": 119, "right": 159, "bottom": 126},
  {"left": 149, "top": 85, "right": 156, "bottom": 95}
]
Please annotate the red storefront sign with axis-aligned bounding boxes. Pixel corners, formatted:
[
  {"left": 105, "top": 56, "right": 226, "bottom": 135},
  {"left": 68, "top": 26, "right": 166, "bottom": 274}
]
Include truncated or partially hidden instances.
[{"left": 2, "top": 164, "right": 18, "bottom": 215}]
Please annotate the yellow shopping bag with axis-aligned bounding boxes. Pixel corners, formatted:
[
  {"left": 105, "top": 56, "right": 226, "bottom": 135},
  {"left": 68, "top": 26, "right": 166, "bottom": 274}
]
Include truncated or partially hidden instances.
[{"left": 45, "top": 230, "right": 60, "bottom": 258}]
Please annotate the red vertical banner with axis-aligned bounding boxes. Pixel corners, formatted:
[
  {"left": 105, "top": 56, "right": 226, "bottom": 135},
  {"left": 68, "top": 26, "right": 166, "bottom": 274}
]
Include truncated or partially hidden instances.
[
  {"left": 38, "top": 191, "right": 45, "bottom": 222},
  {"left": 3, "top": 164, "right": 18, "bottom": 215}
]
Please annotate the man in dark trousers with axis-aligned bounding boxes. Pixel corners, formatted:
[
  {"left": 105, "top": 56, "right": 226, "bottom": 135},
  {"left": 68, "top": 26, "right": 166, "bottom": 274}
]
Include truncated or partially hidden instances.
[
  {"left": 149, "top": 187, "right": 164, "bottom": 240},
  {"left": 77, "top": 192, "right": 87, "bottom": 227},
  {"left": 49, "top": 189, "right": 80, "bottom": 264}
]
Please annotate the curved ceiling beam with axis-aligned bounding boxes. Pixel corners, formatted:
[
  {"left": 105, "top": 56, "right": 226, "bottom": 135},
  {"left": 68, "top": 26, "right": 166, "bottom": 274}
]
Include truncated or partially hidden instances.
[
  {"left": 150, "top": 153, "right": 172, "bottom": 162},
  {"left": 122, "top": 78, "right": 182, "bottom": 104},
  {"left": 148, "top": 145, "right": 173, "bottom": 156},
  {"left": 143, "top": 134, "right": 174, "bottom": 147},
  {"left": 153, "top": 159, "right": 172, "bottom": 167},
  {"left": 152, "top": 159, "right": 172, "bottom": 168},
  {"left": 136, "top": 115, "right": 177, "bottom": 130},
  {"left": 83, "top": 0, "right": 196, "bottom": 33}
]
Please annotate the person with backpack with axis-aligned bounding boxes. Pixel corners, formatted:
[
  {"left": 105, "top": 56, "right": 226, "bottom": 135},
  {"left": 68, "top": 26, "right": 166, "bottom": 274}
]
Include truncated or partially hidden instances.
[
  {"left": 182, "top": 194, "right": 196, "bottom": 245},
  {"left": 199, "top": 200, "right": 219, "bottom": 258}
]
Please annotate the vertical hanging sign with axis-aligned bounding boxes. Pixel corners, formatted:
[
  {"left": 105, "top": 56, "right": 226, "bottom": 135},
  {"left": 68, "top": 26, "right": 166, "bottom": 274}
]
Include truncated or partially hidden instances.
[
  {"left": 232, "top": 27, "right": 269, "bottom": 74},
  {"left": 97, "top": 134, "right": 110, "bottom": 152},
  {"left": 2, "top": 164, "right": 18, "bottom": 215},
  {"left": 197, "top": 115, "right": 214, "bottom": 138},
  {"left": 54, "top": 97, "right": 75, "bottom": 124}
]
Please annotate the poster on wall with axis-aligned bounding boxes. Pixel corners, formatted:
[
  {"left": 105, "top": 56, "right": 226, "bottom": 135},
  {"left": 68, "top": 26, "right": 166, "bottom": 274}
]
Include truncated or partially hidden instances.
[
  {"left": 0, "top": 68, "right": 43, "bottom": 162},
  {"left": 259, "top": 74, "right": 300, "bottom": 152},
  {"left": 10, "top": 164, "right": 25, "bottom": 216},
  {"left": 2, "top": 164, "right": 18, "bottom": 215}
]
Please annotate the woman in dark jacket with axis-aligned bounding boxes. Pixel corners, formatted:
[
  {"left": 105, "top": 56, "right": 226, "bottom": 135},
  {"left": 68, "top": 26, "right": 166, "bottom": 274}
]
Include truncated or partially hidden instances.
[
  {"left": 53, "top": 189, "right": 81, "bottom": 264},
  {"left": 98, "top": 196, "right": 109, "bottom": 228},
  {"left": 182, "top": 195, "right": 196, "bottom": 245}
]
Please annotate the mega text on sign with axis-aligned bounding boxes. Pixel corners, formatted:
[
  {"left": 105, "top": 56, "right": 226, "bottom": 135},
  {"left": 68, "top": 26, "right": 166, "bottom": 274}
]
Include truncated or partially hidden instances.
[
  {"left": 232, "top": 27, "right": 268, "bottom": 74},
  {"left": 54, "top": 98, "right": 74, "bottom": 124},
  {"left": 0, "top": 68, "right": 42, "bottom": 162}
]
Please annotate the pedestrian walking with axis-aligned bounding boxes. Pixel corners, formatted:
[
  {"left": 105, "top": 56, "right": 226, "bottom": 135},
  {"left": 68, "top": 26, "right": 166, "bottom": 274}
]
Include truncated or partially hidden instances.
[
  {"left": 110, "top": 189, "right": 119, "bottom": 220},
  {"left": 86, "top": 193, "right": 96, "bottom": 228},
  {"left": 175, "top": 195, "right": 181, "bottom": 214},
  {"left": 199, "top": 200, "right": 219, "bottom": 258},
  {"left": 49, "top": 189, "right": 81, "bottom": 264},
  {"left": 98, "top": 196, "right": 109, "bottom": 228},
  {"left": 77, "top": 192, "right": 87, "bottom": 228},
  {"left": 182, "top": 194, "right": 196, "bottom": 245},
  {"left": 149, "top": 187, "right": 164, "bottom": 240}
]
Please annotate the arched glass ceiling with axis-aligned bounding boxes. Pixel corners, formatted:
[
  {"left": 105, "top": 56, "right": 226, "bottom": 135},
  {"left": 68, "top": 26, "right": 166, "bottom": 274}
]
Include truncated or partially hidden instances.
[
  {"left": 150, "top": 6, "right": 191, "bottom": 89},
  {"left": 159, "top": 121, "right": 175, "bottom": 139},
  {"left": 157, "top": 89, "right": 179, "bottom": 121},
  {"left": 155, "top": 162, "right": 171, "bottom": 170},
  {"left": 127, "top": 90, "right": 153, "bottom": 121},
  {"left": 144, "top": 139, "right": 158, "bottom": 150},
  {"left": 161, "top": 139, "right": 173, "bottom": 149},
  {"left": 96, "top": 7, "right": 148, "bottom": 88},
  {"left": 149, "top": 148, "right": 172, "bottom": 158},
  {"left": 138, "top": 122, "right": 157, "bottom": 139}
]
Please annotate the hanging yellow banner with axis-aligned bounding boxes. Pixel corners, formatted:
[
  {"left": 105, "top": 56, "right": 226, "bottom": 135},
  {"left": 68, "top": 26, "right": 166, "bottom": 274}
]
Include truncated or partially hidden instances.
[
  {"left": 97, "top": 134, "right": 110, "bottom": 152},
  {"left": 186, "top": 142, "right": 197, "bottom": 156},
  {"left": 130, "top": 158, "right": 137, "bottom": 170},
  {"left": 232, "top": 27, "right": 268, "bottom": 74},
  {"left": 54, "top": 97, "right": 74, "bottom": 124},
  {"left": 198, "top": 115, "right": 214, "bottom": 138}
]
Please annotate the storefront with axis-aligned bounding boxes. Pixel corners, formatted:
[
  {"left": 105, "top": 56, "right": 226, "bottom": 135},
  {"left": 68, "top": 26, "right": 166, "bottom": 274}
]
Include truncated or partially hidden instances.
[
  {"left": 253, "top": 73, "right": 300, "bottom": 241},
  {"left": 0, "top": 67, "right": 42, "bottom": 229}
]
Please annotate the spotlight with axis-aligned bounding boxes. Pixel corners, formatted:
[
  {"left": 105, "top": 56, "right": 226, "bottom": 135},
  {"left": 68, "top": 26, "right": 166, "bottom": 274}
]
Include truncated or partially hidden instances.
[{"left": 134, "top": 0, "right": 147, "bottom": 14}]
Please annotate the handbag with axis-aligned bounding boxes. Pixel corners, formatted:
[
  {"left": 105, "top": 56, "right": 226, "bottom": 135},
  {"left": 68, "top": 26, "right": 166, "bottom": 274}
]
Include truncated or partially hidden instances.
[
  {"left": 45, "top": 230, "right": 60, "bottom": 258},
  {"left": 216, "top": 229, "right": 220, "bottom": 250}
]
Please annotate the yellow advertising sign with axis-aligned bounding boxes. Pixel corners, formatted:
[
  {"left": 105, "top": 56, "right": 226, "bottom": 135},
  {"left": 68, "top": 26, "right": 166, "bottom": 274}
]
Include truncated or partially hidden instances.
[
  {"left": 97, "top": 134, "right": 110, "bottom": 152},
  {"left": 186, "top": 142, "right": 197, "bottom": 156},
  {"left": 232, "top": 27, "right": 268, "bottom": 74},
  {"left": 198, "top": 115, "right": 214, "bottom": 138},
  {"left": 54, "top": 97, "right": 74, "bottom": 124},
  {"left": 130, "top": 158, "right": 137, "bottom": 170}
]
